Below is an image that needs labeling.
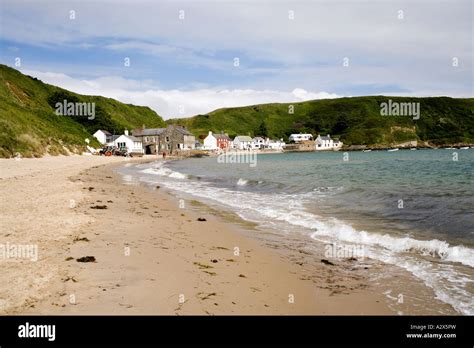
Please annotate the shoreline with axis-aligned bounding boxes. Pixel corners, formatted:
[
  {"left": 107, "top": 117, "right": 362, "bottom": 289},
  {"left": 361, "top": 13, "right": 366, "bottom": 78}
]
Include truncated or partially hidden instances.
[
  {"left": 0, "top": 155, "right": 456, "bottom": 314},
  {"left": 132, "top": 158, "right": 461, "bottom": 315},
  {"left": 187, "top": 146, "right": 474, "bottom": 159}
]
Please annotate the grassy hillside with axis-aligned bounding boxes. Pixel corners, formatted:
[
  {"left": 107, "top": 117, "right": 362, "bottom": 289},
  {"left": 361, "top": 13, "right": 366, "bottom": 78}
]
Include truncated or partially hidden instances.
[
  {"left": 0, "top": 64, "right": 166, "bottom": 158},
  {"left": 168, "top": 96, "right": 474, "bottom": 146}
]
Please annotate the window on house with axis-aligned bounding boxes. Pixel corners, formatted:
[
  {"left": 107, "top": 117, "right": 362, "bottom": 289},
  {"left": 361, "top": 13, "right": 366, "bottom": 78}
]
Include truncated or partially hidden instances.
[
  {"left": 166, "top": 136, "right": 170, "bottom": 142},
  {"left": 167, "top": 144, "right": 171, "bottom": 150}
]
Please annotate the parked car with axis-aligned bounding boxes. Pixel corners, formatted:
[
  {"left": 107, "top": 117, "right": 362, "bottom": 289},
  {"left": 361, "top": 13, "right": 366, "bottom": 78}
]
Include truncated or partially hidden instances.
[
  {"left": 113, "top": 148, "right": 128, "bottom": 156},
  {"left": 99, "top": 146, "right": 115, "bottom": 156},
  {"left": 99, "top": 146, "right": 128, "bottom": 156}
]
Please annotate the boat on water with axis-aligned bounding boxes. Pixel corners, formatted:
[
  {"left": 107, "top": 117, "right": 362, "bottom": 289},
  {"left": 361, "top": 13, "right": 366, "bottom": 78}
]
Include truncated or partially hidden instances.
[
  {"left": 387, "top": 148, "right": 399, "bottom": 152},
  {"left": 460, "top": 146, "right": 469, "bottom": 150},
  {"left": 362, "top": 149, "right": 372, "bottom": 152},
  {"left": 444, "top": 147, "right": 455, "bottom": 149},
  {"left": 410, "top": 148, "right": 416, "bottom": 150}
]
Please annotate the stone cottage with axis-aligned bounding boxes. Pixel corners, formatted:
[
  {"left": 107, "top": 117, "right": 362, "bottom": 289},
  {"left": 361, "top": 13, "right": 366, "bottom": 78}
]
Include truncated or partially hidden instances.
[{"left": 132, "top": 125, "right": 195, "bottom": 154}]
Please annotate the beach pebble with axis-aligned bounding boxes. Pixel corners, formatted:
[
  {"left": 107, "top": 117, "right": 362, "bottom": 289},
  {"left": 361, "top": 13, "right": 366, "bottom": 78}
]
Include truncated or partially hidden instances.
[
  {"left": 321, "top": 259, "right": 335, "bottom": 266},
  {"left": 90, "top": 205, "right": 107, "bottom": 209},
  {"left": 76, "top": 256, "right": 96, "bottom": 263}
]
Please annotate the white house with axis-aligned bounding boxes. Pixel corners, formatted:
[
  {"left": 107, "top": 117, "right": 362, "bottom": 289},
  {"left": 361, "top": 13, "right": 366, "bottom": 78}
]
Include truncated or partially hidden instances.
[
  {"left": 289, "top": 133, "right": 313, "bottom": 143},
  {"left": 203, "top": 131, "right": 218, "bottom": 150},
  {"left": 114, "top": 130, "right": 144, "bottom": 154},
  {"left": 233, "top": 136, "right": 253, "bottom": 150},
  {"left": 315, "top": 134, "right": 343, "bottom": 151},
  {"left": 93, "top": 129, "right": 112, "bottom": 145},
  {"left": 251, "top": 137, "right": 265, "bottom": 149},
  {"left": 266, "top": 138, "right": 286, "bottom": 150}
]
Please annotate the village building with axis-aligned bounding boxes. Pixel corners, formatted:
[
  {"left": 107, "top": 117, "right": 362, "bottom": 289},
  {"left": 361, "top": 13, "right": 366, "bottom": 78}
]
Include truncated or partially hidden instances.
[
  {"left": 233, "top": 136, "right": 253, "bottom": 150},
  {"left": 216, "top": 133, "right": 232, "bottom": 150},
  {"left": 114, "top": 130, "right": 144, "bottom": 155},
  {"left": 93, "top": 129, "right": 117, "bottom": 145},
  {"left": 251, "top": 137, "right": 265, "bottom": 149},
  {"left": 289, "top": 133, "right": 313, "bottom": 143},
  {"left": 131, "top": 127, "right": 165, "bottom": 154},
  {"left": 284, "top": 140, "right": 315, "bottom": 152},
  {"left": 203, "top": 132, "right": 232, "bottom": 151},
  {"left": 265, "top": 138, "right": 286, "bottom": 150},
  {"left": 167, "top": 125, "right": 195, "bottom": 152},
  {"left": 203, "top": 131, "right": 218, "bottom": 150},
  {"left": 132, "top": 125, "right": 195, "bottom": 154},
  {"left": 315, "top": 134, "right": 343, "bottom": 151}
]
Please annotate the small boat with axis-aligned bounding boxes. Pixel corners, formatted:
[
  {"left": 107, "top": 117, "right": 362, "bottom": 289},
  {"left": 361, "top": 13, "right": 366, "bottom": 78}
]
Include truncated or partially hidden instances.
[
  {"left": 387, "top": 148, "right": 399, "bottom": 152},
  {"left": 444, "top": 147, "right": 455, "bottom": 150},
  {"left": 410, "top": 148, "right": 416, "bottom": 150},
  {"left": 362, "top": 149, "right": 372, "bottom": 152},
  {"left": 460, "top": 146, "right": 469, "bottom": 150}
]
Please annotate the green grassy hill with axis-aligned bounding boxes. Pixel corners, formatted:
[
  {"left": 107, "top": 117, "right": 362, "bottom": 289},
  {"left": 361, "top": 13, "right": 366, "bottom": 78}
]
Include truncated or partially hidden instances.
[
  {"left": 2, "top": 63, "right": 472, "bottom": 157},
  {"left": 0, "top": 64, "right": 166, "bottom": 158},
  {"left": 168, "top": 96, "right": 474, "bottom": 147}
]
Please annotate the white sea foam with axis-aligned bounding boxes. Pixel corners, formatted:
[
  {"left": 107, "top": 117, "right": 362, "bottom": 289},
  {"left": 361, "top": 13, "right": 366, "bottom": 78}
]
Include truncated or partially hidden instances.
[
  {"left": 140, "top": 165, "right": 187, "bottom": 179},
  {"left": 169, "top": 171, "right": 187, "bottom": 179},
  {"left": 148, "top": 172, "right": 474, "bottom": 268},
  {"left": 237, "top": 178, "right": 248, "bottom": 186}
]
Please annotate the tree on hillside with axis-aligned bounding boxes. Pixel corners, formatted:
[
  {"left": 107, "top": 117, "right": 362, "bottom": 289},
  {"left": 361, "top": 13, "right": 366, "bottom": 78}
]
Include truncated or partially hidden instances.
[
  {"left": 331, "top": 115, "right": 349, "bottom": 135},
  {"left": 257, "top": 120, "right": 268, "bottom": 137},
  {"left": 47, "top": 91, "right": 79, "bottom": 109}
]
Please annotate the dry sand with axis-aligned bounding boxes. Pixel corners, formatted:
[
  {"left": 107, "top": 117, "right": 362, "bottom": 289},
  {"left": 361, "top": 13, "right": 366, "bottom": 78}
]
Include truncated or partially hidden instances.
[{"left": 0, "top": 155, "right": 453, "bottom": 315}]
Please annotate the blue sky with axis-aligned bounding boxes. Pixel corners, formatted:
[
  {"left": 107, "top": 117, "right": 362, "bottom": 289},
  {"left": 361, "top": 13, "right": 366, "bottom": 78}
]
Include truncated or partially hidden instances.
[{"left": 0, "top": 0, "right": 472, "bottom": 118}]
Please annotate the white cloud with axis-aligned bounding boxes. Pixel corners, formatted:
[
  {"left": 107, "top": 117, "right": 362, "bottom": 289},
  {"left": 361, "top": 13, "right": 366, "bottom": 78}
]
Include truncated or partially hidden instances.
[
  {"left": 105, "top": 42, "right": 178, "bottom": 55},
  {"left": 22, "top": 69, "right": 341, "bottom": 119},
  {"left": 3, "top": 0, "right": 472, "bottom": 65}
]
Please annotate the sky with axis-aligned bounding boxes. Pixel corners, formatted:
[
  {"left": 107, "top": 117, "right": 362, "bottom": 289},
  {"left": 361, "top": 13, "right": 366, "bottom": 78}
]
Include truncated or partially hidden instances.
[{"left": 0, "top": 0, "right": 472, "bottom": 119}]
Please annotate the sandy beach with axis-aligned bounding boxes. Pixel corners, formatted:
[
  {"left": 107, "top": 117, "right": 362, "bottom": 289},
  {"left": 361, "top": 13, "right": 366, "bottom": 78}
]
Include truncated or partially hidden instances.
[{"left": 0, "top": 155, "right": 456, "bottom": 315}]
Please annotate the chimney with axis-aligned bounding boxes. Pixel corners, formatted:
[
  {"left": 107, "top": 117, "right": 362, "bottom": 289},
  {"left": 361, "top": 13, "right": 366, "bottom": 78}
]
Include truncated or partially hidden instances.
[
  {"left": 208, "top": 131, "right": 212, "bottom": 136},
  {"left": 124, "top": 129, "right": 129, "bottom": 136}
]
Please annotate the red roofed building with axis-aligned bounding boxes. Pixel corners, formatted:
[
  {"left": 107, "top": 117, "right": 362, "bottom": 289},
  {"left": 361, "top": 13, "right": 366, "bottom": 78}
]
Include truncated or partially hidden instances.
[{"left": 215, "top": 133, "right": 231, "bottom": 150}]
